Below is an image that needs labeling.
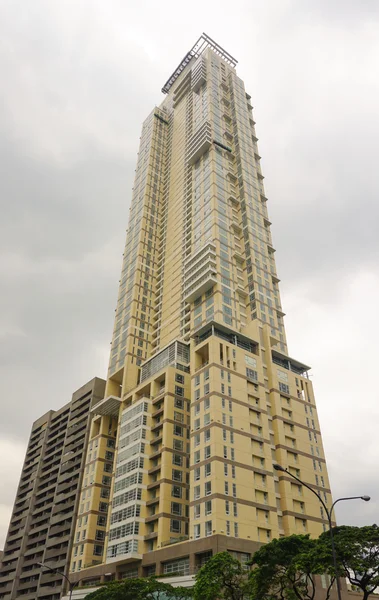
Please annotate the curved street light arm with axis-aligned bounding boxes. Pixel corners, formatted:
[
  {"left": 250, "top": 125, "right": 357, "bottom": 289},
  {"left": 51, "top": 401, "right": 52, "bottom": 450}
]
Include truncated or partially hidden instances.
[
  {"left": 38, "top": 563, "right": 77, "bottom": 598},
  {"left": 331, "top": 496, "right": 367, "bottom": 514}
]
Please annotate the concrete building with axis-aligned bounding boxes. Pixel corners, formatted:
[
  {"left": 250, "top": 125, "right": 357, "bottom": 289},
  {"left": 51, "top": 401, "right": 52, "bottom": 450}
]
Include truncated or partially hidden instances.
[
  {"left": 67, "top": 33, "right": 334, "bottom": 589},
  {"left": 0, "top": 378, "right": 106, "bottom": 600}
]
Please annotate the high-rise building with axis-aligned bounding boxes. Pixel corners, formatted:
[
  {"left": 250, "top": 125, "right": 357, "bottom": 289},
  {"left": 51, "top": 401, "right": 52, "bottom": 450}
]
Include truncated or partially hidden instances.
[
  {"left": 66, "top": 34, "right": 333, "bottom": 588},
  {"left": 0, "top": 377, "right": 106, "bottom": 600}
]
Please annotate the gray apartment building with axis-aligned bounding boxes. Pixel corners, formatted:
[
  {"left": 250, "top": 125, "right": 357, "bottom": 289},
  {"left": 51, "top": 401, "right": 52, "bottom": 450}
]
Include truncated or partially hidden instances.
[{"left": 0, "top": 377, "right": 106, "bottom": 600}]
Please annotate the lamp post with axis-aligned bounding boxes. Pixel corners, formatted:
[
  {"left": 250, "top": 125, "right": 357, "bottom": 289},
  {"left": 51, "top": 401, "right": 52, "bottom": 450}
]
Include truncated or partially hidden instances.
[
  {"left": 37, "top": 562, "right": 80, "bottom": 600},
  {"left": 273, "top": 464, "right": 370, "bottom": 600}
]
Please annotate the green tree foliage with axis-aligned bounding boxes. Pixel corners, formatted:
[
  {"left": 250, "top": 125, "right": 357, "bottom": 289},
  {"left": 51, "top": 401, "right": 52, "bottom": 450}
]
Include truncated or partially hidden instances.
[
  {"left": 320, "top": 525, "right": 379, "bottom": 600},
  {"left": 85, "top": 577, "right": 193, "bottom": 600},
  {"left": 193, "top": 551, "right": 250, "bottom": 600},
  {"left": 249, "top": 534, "right": 336, "bottom": 600}
]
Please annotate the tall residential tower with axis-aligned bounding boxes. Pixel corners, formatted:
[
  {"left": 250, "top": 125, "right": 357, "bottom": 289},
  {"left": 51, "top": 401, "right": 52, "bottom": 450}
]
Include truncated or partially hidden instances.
[
  {"left": 67, "top": 34, "right": 332, "bottom": 585},
  {"left": 1, "top": 34, "right": 333, "bottom": 595},
  {"left": 0, "top": 378, "right": 106, "bottom": 600}
]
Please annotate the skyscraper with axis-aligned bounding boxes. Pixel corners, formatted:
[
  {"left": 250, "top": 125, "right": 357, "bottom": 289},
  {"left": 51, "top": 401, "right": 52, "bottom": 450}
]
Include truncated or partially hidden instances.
[
  {"left": 66, "top": 34, "right": 333, "bottom": 587},
  {"left": 0, "top": 33, "right": 335, "bottom": 596},
  {"left": 0, "top": 378, "right": 106, "bottom": 600}
]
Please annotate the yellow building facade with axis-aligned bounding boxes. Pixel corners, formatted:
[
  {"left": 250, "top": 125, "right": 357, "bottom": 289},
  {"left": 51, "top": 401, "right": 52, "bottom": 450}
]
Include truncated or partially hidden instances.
[{"left": 70, "top": 34, "right": 332, "bottom": 583}]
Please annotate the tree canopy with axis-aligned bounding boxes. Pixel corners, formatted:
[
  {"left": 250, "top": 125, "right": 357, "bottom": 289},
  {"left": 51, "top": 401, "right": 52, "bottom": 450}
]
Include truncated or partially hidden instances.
[
  {"left": 85, "top": 577, "right": 193, "bottom": 600},
  {"left": 193, "top": 551, "right": 250, "bottom": 600},
  {"left": 320, "top": 524, "right": 379, "bottom": 600},
  {"left": 84, "top": 526, "right": 379, "bottom": 600},
  {"left": 249, "top": 534, "right": 336, "bottom": 600}
]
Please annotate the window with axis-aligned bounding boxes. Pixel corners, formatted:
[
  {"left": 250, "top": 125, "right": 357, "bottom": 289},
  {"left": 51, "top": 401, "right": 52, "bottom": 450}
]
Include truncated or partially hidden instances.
[
  {"left": 194, "top": 401, "right": 200, "bottom": 414},
  {"left": 194, "top": 467, "right": 200, "bottom": 481},
  {"left": 170, "top": 519, "right": 181, "bottom": 533},
  {"left": 171, "top": 502, "right": 182, "bottom": 516},
  {"left": 226, "top": 520, "right": 231, "bottom": 535},
  {"left": 174, "top": 425, "right": 183, "bottom": 437},
  {"left": 205, "top": 481, "right": 212, "bottom": 496},
  {"left": 225, "top": 500, "right": 230, "bottom": 514},
  {"left": 195, "top": 389, "right": 200, "bottom": 401},
  {"left": 231, "top": 448, "right": 235, "bottom": 460},
  {"left": 223, "top": 446, "right": 228, "bottom": 458},
  {"left": 204, "top": 445, "right": 211, "bottom": 459},
  {"left": 175, "top": 386, "right": 184, "bottom": 397},
  {"left": 229, "top": 400, "right": 232, "bottom": 412},
  {"left": 205, "top": 463, "right": 211, "bottom": 477},
  {"left": 225, "top": 481, "right": 229, "bottom": 495},
  {"left": 194, "top": 418, "right": 200, "bottom": 431},
  {"left": 174, "top": 438, "right": 183, "bottom": 451},
  {"left": 224, "top": 464, "right": 228, "bottom": 476},
  {"left": 204, "top": 397, "right": 210, "bottom": 410},
  {"left": 172, "top": 485, "right": 182, "bottom": 498},
  {"left": 279, "top": 382, "right": 290, "bottom": 394},
  {"left": 228, "top": 386, "right": 232, "bottom": 396},
  {"left": 175, "top": 397, "right": 184, "bottom": 409},
  {"left": 194, "top": 485, "right": 200, "bottom": 500},
  {"left": 246, "top": 368, "right": 258, "bottom": 382},
  {"left": 194, "top": 524, "right": 201, "bottom": 539},
  {"left": 223, "top": 430, "right": 227, "bottom": 441},
  {"left": 204, "top": 369, "right": 209, "bottom": 381},
  {"left": 194, "top": 434, "right": 200, "bottom": 447},
  {"left": 205, "top": 500, "right": 212, "bottom": 515},
  {"left": 194, "top": 451, "right": 201, "bottom": 464},
  {"left": 232, "top": 483, "right": 237, "bottom": 497},
  {"left": 195, "top": 374, "right": 200, "bottom": 386},
  {"left": 205, "top": 521, "right": 212, "bottom": 536},
  {"left": 194, "top": 504, "right": 201, "bottom": 519},
  {"left": 234, "top": 522, "right": 239, "bottom": 537},
  {"left": 204, "top": 429, "right": 211, "bottom": 442},
  {"left": 232, "top": 465, "right": 236, "bottom": 478},
  {"left": 204, "top": 413, "right": 210, "bottom": 426},
  {"left": 229, "top": 416, "right": 233, "bottom": 427},
  {"left": 233, "top": 502, "right": 238, "bottom": 517},
  {"left": 94, "top": 544, "right": 103, "bottom": 556},
  {"left": 163, "top": 558, "right": 190, "bottom": 576},
  {"left": 173, "top": 454, "right": 183, "bottom": 467},
  {"left": 204, "top": 383, "right": 210, "bottom": 395},
  {"left": 230, "top": 432, "right": 234, "bottom": 443},
  {"left": 172, "top": 470, "right": 182, "bottom": 482},
  {"left": 175, "top": 374, "right": 185, "bottom": 384}
]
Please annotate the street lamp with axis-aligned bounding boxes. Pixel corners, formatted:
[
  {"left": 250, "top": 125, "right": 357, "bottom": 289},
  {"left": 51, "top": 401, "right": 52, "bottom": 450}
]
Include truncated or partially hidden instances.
[
  {"left": 273, "top": 464, "right": 370, "bottom": 600},
  {"left": 37, "top": 562, "right": 79, "bottom": 600}
]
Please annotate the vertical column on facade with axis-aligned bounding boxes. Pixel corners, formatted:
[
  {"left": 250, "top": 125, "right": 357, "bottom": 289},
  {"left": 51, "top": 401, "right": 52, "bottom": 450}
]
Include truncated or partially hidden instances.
[{"left": 107, "top": 107, "right": 169, "bottom": 397}]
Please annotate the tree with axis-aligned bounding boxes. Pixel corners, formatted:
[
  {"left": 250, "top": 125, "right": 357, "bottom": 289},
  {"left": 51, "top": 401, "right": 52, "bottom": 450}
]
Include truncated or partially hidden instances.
[
  {"left": 193, "top": 551, "right": 251, "bottom": 600},
  {"left": 85, "top": 576, "right": 192, "bottom": 599},
  {"left": 249, "top": 534, "right": 336, "bottom": 600},
  {"left": 320, "top": 525, "right": 379, "bottom": 600}
]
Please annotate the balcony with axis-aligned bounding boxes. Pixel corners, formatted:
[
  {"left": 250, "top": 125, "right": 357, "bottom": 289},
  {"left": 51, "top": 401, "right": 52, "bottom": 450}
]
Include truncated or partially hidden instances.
[
  {"left": 183, "top": 242, "right": 217, "bottom": 303},
  {"left": 191, "top": 55, "right": 207, "bottom": 93},
  {"left": 187, "top": 121, "right": 212, "bottom": 165},
  {"left": 91, "top": 395, "right": 122, "bottom": 417}
]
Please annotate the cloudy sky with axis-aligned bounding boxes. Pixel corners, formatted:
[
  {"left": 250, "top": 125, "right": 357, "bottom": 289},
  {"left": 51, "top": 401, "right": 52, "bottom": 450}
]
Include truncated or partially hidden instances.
[{"left": 1, "top": 0, "right": 379, "bottom": 547}]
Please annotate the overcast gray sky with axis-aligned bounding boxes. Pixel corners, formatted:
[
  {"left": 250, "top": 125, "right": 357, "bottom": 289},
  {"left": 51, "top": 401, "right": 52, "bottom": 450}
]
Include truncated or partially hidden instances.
[{"left": 1, "top": 0, "right": 379, "bottom": 547}]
